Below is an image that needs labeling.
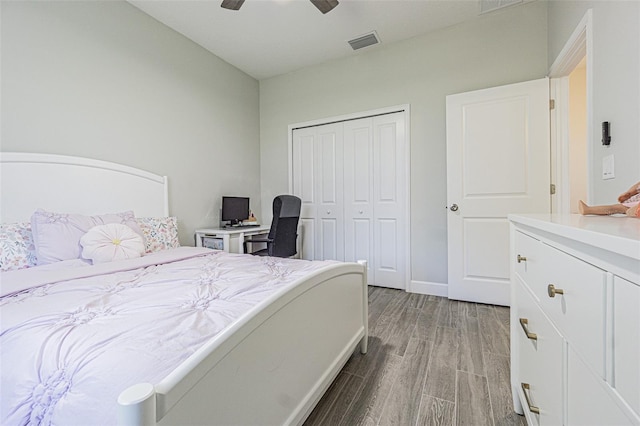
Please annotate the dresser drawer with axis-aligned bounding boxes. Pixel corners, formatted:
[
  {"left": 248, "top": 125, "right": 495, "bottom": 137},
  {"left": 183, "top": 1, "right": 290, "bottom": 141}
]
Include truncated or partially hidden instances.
[
  {"left": 614, "top": 276, "right": 640, "bottom": 417},
  {"left": 510, "top": 214, "right": 640, "bottom": 426},
  {"left": 568, "top": 346, "right": 636, "bottom": 426},
  {"left": 515, "top": 277, "right": 563, "bottom": 426},
  {"left": 514, "top": 230, "right": 544, "bottom": 297},
  {"left": 534, "top": 243, "right": 606, "bottom": 377}
]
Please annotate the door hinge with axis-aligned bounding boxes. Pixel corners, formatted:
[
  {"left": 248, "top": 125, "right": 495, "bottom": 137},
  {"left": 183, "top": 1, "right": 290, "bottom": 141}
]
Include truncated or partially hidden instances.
[
  {"left": 549, "top": 99, "right": 555, "bottom": 110},
  {"left": 550, "top": 183, "right": 556, "bottom": 195}
]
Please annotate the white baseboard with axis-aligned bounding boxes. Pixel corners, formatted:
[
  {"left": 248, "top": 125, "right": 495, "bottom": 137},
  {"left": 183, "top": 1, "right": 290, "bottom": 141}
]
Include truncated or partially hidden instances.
[{"left": 408, "top": 280, "right": 448, "bottom": 298}]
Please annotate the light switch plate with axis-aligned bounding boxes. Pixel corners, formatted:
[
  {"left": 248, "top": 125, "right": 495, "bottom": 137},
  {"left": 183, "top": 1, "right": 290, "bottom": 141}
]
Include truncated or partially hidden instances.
[{"left": 602, "top": 154, "right": 615, "bottom": 180}]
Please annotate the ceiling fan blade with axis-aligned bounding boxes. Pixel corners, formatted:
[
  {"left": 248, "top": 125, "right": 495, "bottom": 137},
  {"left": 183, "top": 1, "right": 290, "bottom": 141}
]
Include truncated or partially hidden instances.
[
  {"left": 221, "top": 0, "right": 245, "bottom": 10},
  {"left": 310, "top": 0, "right": 339, "bottom": 14}
]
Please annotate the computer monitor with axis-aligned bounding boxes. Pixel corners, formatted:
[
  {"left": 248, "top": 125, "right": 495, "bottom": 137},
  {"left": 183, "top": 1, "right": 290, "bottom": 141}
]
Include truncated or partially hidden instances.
[{"left": 221, "top": 196, "right": 250, "bottom": 226}]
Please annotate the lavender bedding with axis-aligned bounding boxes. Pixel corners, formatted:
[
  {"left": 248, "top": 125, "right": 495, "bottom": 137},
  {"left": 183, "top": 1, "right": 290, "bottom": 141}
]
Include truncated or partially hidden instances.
[{"left": 0, "top": 248, "right": 335, "bottom": 425}]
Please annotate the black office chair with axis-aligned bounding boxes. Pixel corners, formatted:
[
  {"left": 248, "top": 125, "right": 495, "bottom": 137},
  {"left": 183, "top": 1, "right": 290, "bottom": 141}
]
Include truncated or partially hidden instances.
[{"left": 243, "top": 195, "right": 301, "bottom": 258}]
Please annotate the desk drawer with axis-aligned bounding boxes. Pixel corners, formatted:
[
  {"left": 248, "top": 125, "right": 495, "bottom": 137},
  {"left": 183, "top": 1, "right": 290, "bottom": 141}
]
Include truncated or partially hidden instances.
[{"left": 538, "top": 243, "right": 606, "bottom": 377}]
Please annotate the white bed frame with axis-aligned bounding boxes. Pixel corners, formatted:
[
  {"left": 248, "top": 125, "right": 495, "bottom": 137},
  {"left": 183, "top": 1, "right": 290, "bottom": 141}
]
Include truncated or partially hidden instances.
[
  {"left": 0, "top": 152, "right": 368, "bottom": 426},
  {"left": 0, "top": 152, "right": 169, "bottom": 221}
]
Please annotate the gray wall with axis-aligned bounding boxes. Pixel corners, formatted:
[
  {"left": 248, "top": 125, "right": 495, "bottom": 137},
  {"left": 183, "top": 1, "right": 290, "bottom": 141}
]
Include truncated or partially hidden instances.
[
  {"left": 1, "top": 1, "right": 261, "bottom": 244},
  {"left": 7, "top": 1, "right": 634, "bottom": 289},
  {"left": 548, "top": 1, "right": 640, "bottom": 205},
  {"left": 259, "top": 1, "right": 548, "bottom": 287}
]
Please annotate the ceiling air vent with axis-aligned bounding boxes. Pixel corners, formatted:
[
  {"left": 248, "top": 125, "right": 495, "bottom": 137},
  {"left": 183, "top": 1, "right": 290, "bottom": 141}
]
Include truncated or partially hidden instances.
[{"left": 348, "top": 31, "right": 380, "bottom": 51}]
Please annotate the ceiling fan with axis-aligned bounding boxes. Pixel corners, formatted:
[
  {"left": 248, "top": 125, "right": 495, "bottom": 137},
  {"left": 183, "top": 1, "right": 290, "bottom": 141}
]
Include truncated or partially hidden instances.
[{"left": 221, "top": 0, "right": 339, "bottom": 14}]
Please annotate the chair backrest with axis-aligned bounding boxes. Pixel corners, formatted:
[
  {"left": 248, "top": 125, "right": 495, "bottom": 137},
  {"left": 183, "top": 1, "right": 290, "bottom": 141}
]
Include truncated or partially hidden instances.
[{"left": 268, "top": 195, "right": 301, "bottom": 257}]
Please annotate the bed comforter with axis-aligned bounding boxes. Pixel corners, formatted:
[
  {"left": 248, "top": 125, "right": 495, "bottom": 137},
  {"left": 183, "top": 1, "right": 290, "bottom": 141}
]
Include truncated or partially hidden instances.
[{"left": 0, "top": 248, "right": 336, "bottom": 425}]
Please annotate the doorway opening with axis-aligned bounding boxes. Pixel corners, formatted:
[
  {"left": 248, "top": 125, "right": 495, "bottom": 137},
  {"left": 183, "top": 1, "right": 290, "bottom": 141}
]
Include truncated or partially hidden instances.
[
  {"left": 567, "top": 58, "right": 588, "bottom": 213},
  {"left": 549, "top": 9, "right": 593, "bottom": 214}
]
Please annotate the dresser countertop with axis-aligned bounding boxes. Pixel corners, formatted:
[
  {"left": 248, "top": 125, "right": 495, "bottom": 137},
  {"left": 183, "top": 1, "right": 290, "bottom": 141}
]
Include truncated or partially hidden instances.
[{"left": 509, "top": 214, "right": 640, "bottom": 261}]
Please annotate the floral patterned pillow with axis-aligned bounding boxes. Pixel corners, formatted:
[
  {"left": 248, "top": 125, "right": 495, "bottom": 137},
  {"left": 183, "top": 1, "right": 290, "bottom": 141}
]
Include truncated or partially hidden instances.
[
  {"left": 136, "top": 217, "right": 180, "bottom": 253},
  {"left": 0, "top": 222, "right": 37, "bottom": 271}
]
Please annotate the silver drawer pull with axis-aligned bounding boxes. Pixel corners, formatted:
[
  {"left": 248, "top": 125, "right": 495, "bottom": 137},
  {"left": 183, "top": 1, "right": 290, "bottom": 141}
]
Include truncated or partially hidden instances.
[
  {"left": 521, "top": 383, "right": 540, "bottom": 414},
  {"left": 517, "top": 255, "right": 527, "bottom": 263},
  {"left": 547, "top": 284, "right": 564, "bottom": 298},
  {"left": 519, "top": 318, "right": 537, "bottom": 341}
]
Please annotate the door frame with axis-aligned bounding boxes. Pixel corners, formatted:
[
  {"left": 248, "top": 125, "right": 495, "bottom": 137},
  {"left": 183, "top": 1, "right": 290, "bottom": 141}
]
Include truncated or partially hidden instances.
[
  {"left": 288, "top": 104, "right": 411, "bottom": 289},
  {"left": 549, "top": 9, "right": 594, "bottom": 212}
]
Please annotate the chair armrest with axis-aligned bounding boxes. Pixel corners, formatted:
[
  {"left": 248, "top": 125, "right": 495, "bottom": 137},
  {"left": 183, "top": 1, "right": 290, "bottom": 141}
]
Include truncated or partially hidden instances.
[
  {"left": 244, "top": 238, "right": 272, "bottom": 243},
  {"left": 243, "top": 237, "right": 273, "bottom": 254}
]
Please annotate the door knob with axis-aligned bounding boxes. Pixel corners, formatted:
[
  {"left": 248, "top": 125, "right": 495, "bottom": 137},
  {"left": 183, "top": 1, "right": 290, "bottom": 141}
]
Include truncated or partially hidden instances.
[{"left": 449, "top": 204, "right": 459, "bottom": 212}]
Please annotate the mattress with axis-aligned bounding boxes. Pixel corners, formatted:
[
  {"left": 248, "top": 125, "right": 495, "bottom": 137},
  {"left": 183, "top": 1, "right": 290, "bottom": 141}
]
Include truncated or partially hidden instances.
[{"left": 0, "top": 247, "right": 335, "bottom": 425}]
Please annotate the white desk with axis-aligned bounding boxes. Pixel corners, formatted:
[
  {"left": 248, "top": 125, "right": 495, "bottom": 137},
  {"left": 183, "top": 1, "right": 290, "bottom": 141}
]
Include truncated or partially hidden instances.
[{"left": 195, "top": 226, "right": 270, "bottom": 254}]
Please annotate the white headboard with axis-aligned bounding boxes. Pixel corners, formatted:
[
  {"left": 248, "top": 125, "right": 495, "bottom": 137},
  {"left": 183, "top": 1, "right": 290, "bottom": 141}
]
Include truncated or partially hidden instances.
[{"left": 1, "top": 152, "right": 169, "bottom": 223}]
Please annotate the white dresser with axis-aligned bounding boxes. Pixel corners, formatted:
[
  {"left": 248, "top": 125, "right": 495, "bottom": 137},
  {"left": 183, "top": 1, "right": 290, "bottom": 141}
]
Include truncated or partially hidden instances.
[{"left": 509, "top": 214, "right": 640, "bottom": 426}]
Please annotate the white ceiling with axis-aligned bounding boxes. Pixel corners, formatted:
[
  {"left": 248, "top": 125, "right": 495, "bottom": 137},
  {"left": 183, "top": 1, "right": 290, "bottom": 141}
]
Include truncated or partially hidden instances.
[{"left": 129, "top": 0, "right": 519, "bottom": 80}]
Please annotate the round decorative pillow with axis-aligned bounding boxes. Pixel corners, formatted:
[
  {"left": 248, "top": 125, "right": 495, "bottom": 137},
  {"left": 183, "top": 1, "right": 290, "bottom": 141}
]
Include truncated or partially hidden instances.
[{"left": 80, "top": 223, "right": 145, "bottom": 264}]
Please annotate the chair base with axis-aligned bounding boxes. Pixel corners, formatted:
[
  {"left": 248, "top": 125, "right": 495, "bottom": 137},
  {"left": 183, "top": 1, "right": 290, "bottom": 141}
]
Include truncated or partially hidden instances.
[{"left": 247, "top": 249, "right": 299, "bottom": 258}]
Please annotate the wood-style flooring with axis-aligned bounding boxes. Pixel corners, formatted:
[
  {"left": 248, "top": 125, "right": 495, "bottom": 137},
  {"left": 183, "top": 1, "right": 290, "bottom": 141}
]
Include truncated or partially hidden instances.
[{"left": 304, "top": 286, "right": 527, "bottom": 426}]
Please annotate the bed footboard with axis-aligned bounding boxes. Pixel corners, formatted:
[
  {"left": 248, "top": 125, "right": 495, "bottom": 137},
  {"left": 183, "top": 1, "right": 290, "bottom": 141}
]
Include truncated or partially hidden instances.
[
  {"left": 118, "top": 383, "right": 156, "bottom": 426},
  {"left": 118, "top": 261, "right": 368, "bottom": 426},
  {"left": 357, "top": 259, "right": 369, "bottom": 356}
]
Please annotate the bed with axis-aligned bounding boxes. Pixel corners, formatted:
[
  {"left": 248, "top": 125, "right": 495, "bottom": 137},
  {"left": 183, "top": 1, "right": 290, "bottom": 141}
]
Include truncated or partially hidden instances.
[{"left": 0, "top": 152, "right": 368, "bottom": 425}]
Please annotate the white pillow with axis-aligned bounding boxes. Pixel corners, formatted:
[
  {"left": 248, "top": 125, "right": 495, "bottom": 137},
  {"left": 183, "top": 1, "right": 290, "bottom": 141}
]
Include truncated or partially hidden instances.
[
  {"left": 80, "top": 224, "right": 145, "bottom": 264},
  {"left": 30, "top": 209, "right": 144, "bottom": 265}
]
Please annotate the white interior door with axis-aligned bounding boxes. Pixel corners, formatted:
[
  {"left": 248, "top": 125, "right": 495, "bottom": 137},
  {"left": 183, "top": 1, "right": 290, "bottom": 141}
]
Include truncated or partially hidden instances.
[
  {"left": 446, "top": 78, "right": 550, "bottom": 306},
  {"left": 292, "top": 123, "right": 343, "bottom": 261}
]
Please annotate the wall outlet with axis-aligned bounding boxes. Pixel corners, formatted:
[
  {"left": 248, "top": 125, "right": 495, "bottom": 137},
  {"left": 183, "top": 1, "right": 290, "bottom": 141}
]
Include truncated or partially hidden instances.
[{"left": 602, "top": 154, "right": 615, "bottom": 180}]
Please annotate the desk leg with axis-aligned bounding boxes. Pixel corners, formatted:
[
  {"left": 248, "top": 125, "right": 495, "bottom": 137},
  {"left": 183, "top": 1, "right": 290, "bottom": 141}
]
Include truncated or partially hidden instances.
[
  {"left": 195, "top": 233, "right": 203, "bottom": 247},
  {"left": 239, "top": 232, "right": 246, "bottom": 254},
  {"left": 223, "top": 235, "right": 230, "bottom": 253}
]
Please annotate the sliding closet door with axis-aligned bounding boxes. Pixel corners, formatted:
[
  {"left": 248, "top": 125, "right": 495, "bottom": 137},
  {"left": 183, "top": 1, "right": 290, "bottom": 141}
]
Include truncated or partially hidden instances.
[
  {"left": 292, "top": 123, "right": 344, "bottom": 261},
  {"left": 292, "top": 126, "right": 316, "bottom": 259},
  {"left": 293, "top": 110, "right": 407, "bottom": 289},
  {"left": 344, "top": 112, "right": 406, "bottom": 289},
  {"left": 372, "top": 112, "right": 406, "bottom": 289},
  {"left": 344, "top": 118, "right": 374, "bottom": 284}
]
